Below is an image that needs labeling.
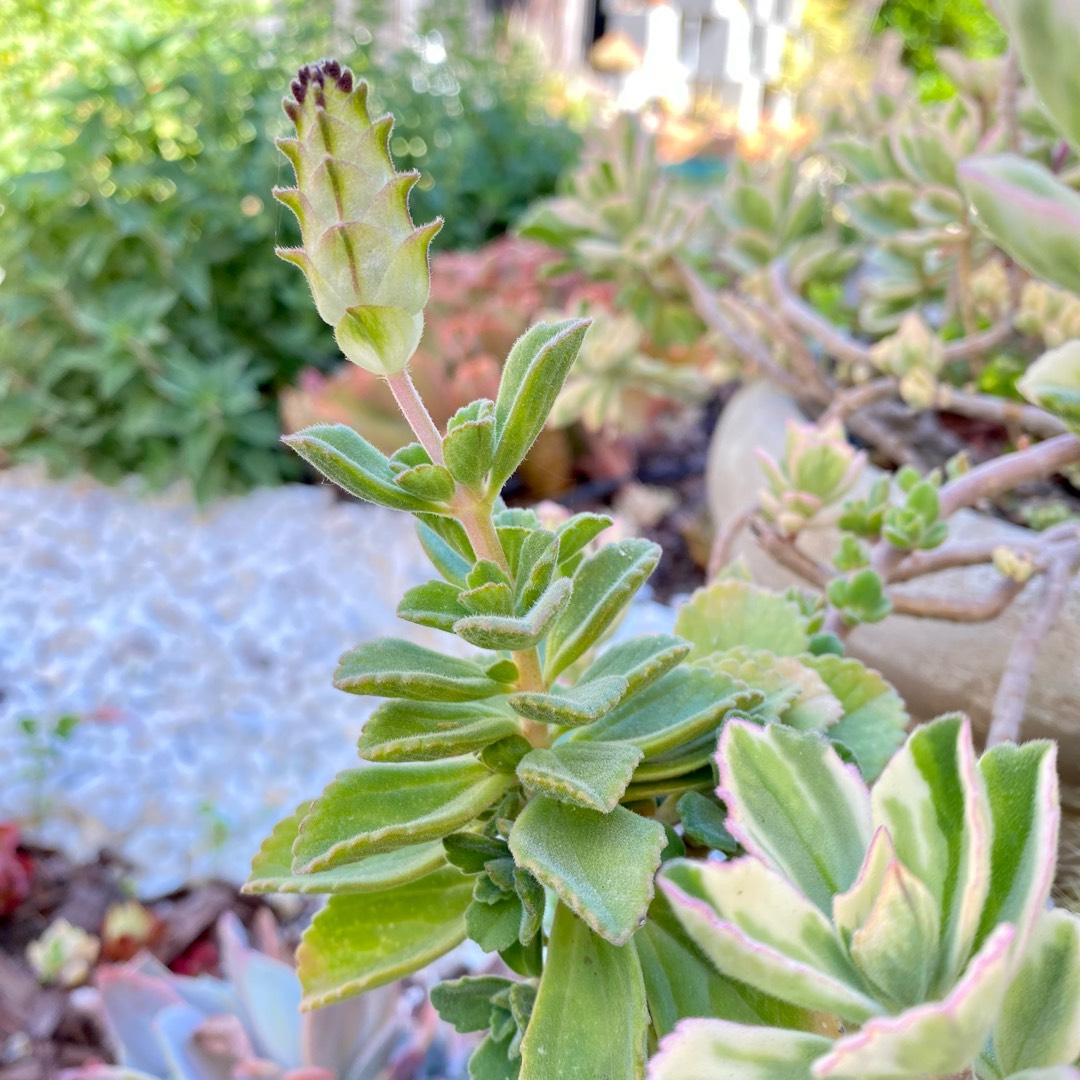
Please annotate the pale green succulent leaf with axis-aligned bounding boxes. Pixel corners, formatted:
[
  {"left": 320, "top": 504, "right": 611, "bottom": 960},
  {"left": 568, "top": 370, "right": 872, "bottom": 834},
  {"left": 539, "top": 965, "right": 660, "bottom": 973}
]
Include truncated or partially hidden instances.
[
  {"left": 508, "top": 675, "right": 628, "bottom": 728},
  {"left": 637, "top": 892, "right": 817, "bottom": 1039},
  {"left": 490, "top": 319, "right": 591, "bottom": 489},
  {"left": 1002, "top": 0, "right": 1080, "bottom": 151},
  {"left": 573, "top": 666, "right": 761, "bottom": 759},
  {"left": 718, "top": 720, "right": 872, "bottom": 913},
  {"left": 334, "top": 638, "right": 515, "bottom": 701},
  {"left": 357, "top": 700, "right": 520, "bottom": 762},
  {"left": 813, "top": 924, "right": 1016, "bottom": 1079},
  {"left": 508, "top": 797, "right": 666, "bottom": 945},
  {"left": 801, "top": 655, "right": 909, "bottom": 782},
  {"left": 516, "top": 742, "right": 643, "bottom": 812},
  {"left": 244, "top": 801, "right": 445, "bottom": 894},
  {"left": 519, "top": 902, "right": 648, "bottom": 1080},
  {"left": 976, "top": 739, "right": 1059, "bottom": 954},
  {"left": 832, "top": 825, "right": 896, "bottom": 940},
  {"left": 959, "top": 156, "right": 1080, "bottom": 295},
  {"left": 848, "top": 856, "right": 940, "bottom": 1009},
  {"left": 297, "top": 865, "right": 472, "bottom": 1008},
  {"left": 661, "top": 858, "right": 879, "bottom": 1023},
  {"left": 1018, "top": 343, "right": 1080, "bottom": 434},
  {"left": 284, "top": 424, "right": 443, "bottom": 512},
  {"left": 544, "top": 539, "right": 662, "bottom": 680},
  {"left": 454, "top": 576, "right": 573, "bottom": 651},
  {"left": 674, "top": 580, "right": 810, "bottom": 661},
  {"left": 988, "top": 909, "right": 1080, "bottom": 1075},
  {"left": 648, "top": 1019, "right": 833, "bottom": 1080},
  {"left": 291, "top": 760, "right": 511, "bottom": 873},
  {"left": 871, "top": 714, "right": 991, "bottom": 990}
]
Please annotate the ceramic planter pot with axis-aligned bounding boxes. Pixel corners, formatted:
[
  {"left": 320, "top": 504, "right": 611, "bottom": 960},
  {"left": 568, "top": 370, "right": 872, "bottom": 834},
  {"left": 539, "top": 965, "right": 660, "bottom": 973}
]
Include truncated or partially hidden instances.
[{"left": 707, "top": 380, "right": 1080, "bottom": 776}]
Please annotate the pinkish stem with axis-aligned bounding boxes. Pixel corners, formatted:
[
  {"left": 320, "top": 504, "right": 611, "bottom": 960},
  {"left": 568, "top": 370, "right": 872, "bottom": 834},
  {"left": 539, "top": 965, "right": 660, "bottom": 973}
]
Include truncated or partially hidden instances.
[{"left": 385, "top": 368, "right": 444, "bottom": 464}]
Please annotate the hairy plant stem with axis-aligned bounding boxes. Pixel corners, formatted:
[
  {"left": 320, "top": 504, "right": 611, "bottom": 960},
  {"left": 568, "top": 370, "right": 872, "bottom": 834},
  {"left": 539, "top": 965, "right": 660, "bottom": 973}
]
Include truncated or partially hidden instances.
[
  {"left": 386, "top": 366, "right": 550, "bottom": 746},
  {"left": 386, "top": 368, "right": 445, "bottom": 465}
]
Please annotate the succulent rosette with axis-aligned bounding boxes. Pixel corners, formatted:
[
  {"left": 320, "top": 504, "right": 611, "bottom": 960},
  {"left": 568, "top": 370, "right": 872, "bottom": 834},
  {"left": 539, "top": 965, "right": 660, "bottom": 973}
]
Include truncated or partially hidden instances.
[{"left": 650, "top": 714, "right": 1080, "bottom": 1080}]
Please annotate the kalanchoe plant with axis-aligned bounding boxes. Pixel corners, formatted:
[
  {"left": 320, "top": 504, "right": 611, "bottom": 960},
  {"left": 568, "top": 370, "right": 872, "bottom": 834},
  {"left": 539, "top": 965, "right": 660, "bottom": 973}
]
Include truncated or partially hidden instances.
[{"left": 650, "top": 714, "right": 1080, "bottom": 1080}]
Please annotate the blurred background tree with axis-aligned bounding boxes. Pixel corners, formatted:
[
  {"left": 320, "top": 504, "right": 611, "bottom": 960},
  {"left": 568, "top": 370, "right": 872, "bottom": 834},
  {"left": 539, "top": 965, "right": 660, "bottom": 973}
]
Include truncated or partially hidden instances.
[{"left": 0, "top": 0, "right": 581, "bottom": 500}]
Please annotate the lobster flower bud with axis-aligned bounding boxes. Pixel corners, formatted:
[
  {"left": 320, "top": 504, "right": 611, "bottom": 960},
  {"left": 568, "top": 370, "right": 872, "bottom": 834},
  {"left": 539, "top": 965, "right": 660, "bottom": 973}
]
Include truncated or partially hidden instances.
[{"left": 274, "top": 60, "right": 442, "bottom": 375}]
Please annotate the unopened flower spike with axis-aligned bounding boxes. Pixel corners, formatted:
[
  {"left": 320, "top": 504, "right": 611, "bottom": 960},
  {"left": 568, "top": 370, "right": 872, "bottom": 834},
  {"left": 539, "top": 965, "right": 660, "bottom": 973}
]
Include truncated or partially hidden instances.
[{"left": 274, "top": 59, "right": 442, "bottom": 376}]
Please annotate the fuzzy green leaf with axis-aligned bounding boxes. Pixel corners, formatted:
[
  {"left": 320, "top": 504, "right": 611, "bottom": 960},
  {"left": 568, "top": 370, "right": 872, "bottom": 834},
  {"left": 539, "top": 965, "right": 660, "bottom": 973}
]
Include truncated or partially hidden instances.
[
  {"left": 397, "top": 580, "right": 471, "bottom": 632},
  {"left": 649, "top": 1019, "right": 833, "bottom": 1080},
  {"left": 573, "top": 666, "right": 760, "bottom": 759},
  {"left": 718, "top": 720, "right": 872, "bottom": 913},
  {"left": 417, "top": 519, "right": 473, "bottom": 586},
  {"left": 959, "top": 156, "right": 1080, "bottom": 295},
  {"left": 297, "top": 865, "right": 472, "bottom": 1008},
  {"left": 516, "top": 742, "right": 643, "bottom": 812},
  {"left": 285, "top": 424, "right": 443, "bottom": 512},
  {"left": 543, "top": 539, "right": 662, "bottom": 680},
  {"left": 334, "top": 638, "right": 515, "bottom": 702},
  {"left": 870, "top": 714, "right": 991, "bottom": 990},
  {"left": 444, "top": 399, "right": 496, "bottom": 488},
  {"left": 490, "top": 319, "right": 590, "bottom": 489},
  {"left": 392, "top": 462, "right": 456, "bottom": 502},
  {"left": 508, "top": 675, "right": 628, "bottom": 728},
  {"left": 442, "top": 831, "right": 510, "bottom": 874},
  {"left": 431, "top": 975, "right": 516, "bottom": 1034},
  {"left": 454, "top": 577, "right": 573, "bottom": 651},
  {"left": 470, "top": 1032, "right": 520, "bottom": 1080},
  {"left": 508, "top": 797, "right": 666, "bottom": 945},
  {"left": 358, "top": 700, "right": 520, "bottom": 762},
  {"left": 467, "top": 894, "right": 525, "bottom": 952},
  {"left": 674, "top": 580, "right": 810, "bottom": 661},
  {"left": 577, "top": 633, "right": 691, "bottom": 704},
  {"left": 292, "top": 760, "right": 511, "bottom": 873},
  {"left": 554, "top": 512, "right": 614, "bottom": 568},
  {"left": 676, "top": 792, "right": 739, "bottom": 854},
  {"left": 244, "top": 801, "right": 445, "bottom": 894},
  {"left": 988, "top": 910, "right": 1080, "bottom": 1075},
  {"left": 519, "top": 902, "right": 648, "bottom": 1080}
]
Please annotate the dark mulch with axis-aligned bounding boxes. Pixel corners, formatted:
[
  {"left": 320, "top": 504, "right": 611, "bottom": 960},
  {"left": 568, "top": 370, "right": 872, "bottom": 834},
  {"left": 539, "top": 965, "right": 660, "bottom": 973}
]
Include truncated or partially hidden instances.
[{"left": 0, "top": 829, "right": 307, "bottom": 1079}]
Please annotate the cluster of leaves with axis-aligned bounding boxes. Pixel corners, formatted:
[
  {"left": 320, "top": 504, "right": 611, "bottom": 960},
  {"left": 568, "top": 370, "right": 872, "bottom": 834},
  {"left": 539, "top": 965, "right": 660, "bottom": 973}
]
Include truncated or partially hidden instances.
[
  {"left": 240, "top": 62, "right": 938, "bottom": 1078},
  {"left": 653, "top": 713, "right": 1079, "bottom": 1078},
  {"left": 0, "top": 0, "right": 579, "bottom": 500}
]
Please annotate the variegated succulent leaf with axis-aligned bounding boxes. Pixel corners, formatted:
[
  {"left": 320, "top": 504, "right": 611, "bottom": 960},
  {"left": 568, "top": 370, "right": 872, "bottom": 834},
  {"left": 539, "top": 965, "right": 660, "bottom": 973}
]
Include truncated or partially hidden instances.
[
  {"left": 275, "top": 60, "right": 441, "bottom": 375},
  {"left": 655, "top": 714, "right": 1070, "bottom": 1078}
]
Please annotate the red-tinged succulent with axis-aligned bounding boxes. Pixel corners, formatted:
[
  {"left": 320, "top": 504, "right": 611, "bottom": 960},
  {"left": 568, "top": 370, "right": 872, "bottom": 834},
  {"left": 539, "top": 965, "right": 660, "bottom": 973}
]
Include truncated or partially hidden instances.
[{"left": 0, "top": 822, "right": 32, "bottom": 917}]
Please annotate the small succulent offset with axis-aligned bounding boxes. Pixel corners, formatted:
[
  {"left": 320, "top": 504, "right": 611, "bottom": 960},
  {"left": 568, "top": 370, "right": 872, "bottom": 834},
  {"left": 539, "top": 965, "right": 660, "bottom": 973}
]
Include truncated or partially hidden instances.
[
  {"left": 79, "top": 913, "right": 427, "bottom": 1080},
  {"left": 651, "top": 714, "right": 1080, "bottom": 1080}
]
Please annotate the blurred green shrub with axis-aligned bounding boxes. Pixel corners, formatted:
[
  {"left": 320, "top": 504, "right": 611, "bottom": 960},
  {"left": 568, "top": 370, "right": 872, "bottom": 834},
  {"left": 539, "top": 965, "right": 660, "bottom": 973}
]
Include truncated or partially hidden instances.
[
  {"left": 0, "top": 0, "right": 579, "bottom": 500},
  {"left": 873, "top": 0, "right": 1007, "bottom": 98}
]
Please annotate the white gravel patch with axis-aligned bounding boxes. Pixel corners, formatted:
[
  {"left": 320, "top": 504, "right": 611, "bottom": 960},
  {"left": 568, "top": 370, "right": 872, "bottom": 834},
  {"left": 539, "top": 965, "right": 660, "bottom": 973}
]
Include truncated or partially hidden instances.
[{"left": 0, "top": 469, "right": 674, "bottom": 894}]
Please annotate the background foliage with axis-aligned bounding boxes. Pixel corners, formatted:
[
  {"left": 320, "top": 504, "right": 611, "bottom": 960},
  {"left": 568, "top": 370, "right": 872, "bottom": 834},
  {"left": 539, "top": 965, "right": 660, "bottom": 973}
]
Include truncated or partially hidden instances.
[{"left": 0, "top": 0, "right": 580, "bottom": 500}]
